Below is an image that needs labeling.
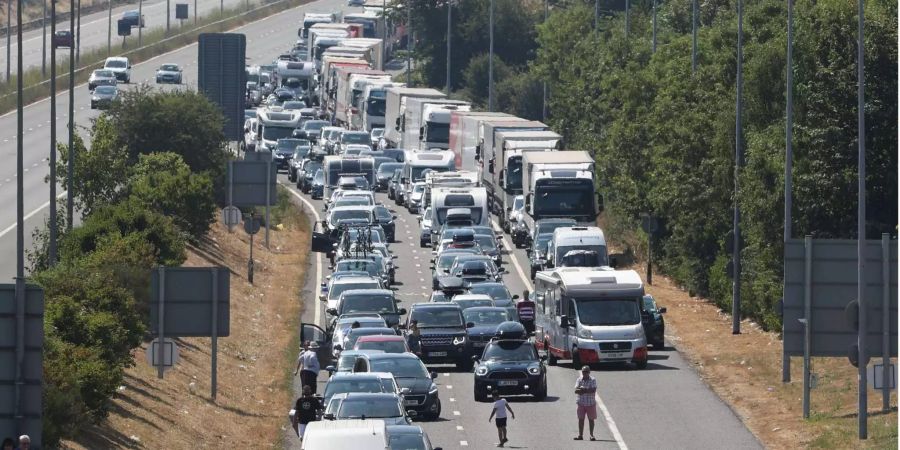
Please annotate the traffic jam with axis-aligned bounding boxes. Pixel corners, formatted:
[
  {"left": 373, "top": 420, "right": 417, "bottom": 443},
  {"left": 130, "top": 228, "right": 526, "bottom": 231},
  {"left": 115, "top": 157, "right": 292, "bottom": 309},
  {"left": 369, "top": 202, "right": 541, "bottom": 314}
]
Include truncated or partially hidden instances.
[{"left": 241, "top": 5, "right": 666, "bottom": 448}]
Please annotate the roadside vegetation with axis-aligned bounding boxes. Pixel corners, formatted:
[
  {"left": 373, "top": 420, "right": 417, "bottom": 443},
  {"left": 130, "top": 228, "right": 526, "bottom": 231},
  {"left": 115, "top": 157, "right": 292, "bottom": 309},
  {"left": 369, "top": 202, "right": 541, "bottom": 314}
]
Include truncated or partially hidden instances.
[
  {"left": 28, "top": 89, "right": 228, "bottom": 446},
  {"left": 403, "top": 0, "right": 897, "bottom": 332}
]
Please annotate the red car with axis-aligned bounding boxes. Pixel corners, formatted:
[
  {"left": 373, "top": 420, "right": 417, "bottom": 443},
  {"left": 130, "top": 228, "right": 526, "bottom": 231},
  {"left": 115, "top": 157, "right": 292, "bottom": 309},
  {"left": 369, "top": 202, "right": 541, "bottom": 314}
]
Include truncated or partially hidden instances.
[{"left": 353, "top": 335, "right": 409, "bottom": 354}]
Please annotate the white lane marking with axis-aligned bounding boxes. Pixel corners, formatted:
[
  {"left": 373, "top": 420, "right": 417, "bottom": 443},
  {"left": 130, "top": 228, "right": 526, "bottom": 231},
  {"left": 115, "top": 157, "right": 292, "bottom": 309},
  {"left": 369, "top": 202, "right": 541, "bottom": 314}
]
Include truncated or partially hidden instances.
[
  {"left": 491, "top": 218, "right": 532, "bottom": 291},
  {"left": 446, "top": 385, "right": 452, "bottom": 389},
  {"left": 443, "top": 373, "right": 450, "bottom": 377},
  {"left": 596, "top": 392, "right": 628, "bottom": 450},
  {"left": 449, "top": 397, "right": 455, "bottom": 402},
  {"left": 0, "top": 191, "right": 67, "bottom": 239},
  {"left": 452, "top": 410, "right": 460, "bottom": 416},
  {"left": 460, "top": 441, "right": 468, "bottom": 446},
  {"left": 456, "top": 425, "right": 464, "bottom": 431},
  {"left": 281, "top": 182, "right": 323, "bottom": 327}
]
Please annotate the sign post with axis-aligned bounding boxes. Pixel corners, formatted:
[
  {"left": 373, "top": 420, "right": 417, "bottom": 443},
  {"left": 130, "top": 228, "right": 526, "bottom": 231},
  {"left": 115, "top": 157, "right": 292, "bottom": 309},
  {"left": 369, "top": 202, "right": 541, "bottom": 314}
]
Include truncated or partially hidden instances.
[{"left": 244, "top": 213, "right": 261, "bottom": 283}]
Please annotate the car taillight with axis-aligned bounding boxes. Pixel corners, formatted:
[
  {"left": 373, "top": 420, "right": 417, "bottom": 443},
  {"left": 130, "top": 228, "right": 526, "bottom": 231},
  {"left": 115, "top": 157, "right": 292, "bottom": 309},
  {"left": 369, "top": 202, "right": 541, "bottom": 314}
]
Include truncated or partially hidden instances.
[{"left": 633, "top": 346, "right": 648, "bottom": 361}]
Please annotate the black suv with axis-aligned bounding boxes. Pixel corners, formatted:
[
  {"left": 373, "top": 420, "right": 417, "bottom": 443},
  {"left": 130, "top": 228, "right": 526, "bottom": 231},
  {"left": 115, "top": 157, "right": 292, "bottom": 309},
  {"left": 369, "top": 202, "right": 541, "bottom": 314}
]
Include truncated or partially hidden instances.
[
  {"left": 473, "top": 322, "right": 547, "bottom": 402},
  {"left": 405, "top": 303, "right": 474, "bottom": 370},
  {"left": 354, "top": 352, "right": 442, "bottom": 420}
]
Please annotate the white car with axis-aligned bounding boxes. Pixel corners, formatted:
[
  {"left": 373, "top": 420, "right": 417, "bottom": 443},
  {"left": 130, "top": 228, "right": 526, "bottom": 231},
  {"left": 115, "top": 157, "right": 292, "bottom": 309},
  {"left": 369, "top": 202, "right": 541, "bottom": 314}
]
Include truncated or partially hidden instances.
[
  {"left": 103, "top": 56, "right": 131, "bottom": 83},
  {"left": 88, "top": 69, "right": 117, "bottom": 90},
  {"left": 155, "top": 63, "right": 183, "bottom": 84}
]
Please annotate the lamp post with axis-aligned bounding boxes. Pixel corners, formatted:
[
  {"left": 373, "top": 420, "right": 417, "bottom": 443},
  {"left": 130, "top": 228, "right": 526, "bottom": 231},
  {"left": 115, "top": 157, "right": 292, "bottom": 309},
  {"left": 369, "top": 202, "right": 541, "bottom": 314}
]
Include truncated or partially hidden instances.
[
  {"left": 487, "top": 0, "right": 494, "bottom": 111},
  {"left": 445, "top": 0, "right": 451, "bottom": 94},
  {"left": 732, "top": 0, "right": 744, "bottom": 335}
]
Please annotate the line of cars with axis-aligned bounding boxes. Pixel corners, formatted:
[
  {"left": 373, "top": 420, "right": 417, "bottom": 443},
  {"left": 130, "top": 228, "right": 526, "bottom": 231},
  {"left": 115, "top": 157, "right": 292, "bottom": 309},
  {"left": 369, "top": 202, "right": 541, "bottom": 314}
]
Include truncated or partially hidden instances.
[{"left": 87, "top": 55, "right": 184, "bottom": 110}]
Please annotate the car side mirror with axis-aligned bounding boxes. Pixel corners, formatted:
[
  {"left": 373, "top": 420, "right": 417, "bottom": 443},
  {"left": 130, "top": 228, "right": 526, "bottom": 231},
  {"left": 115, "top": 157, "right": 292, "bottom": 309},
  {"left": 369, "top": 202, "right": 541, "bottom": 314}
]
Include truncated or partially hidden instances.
[
  {"left": 512, "top": 295, "right": 520, "bottom": 300},
  {"left": 466, "top": 322, "right": 475, "bottom": 328},
  {"left": 323, "top": 413, "right": 335, "bottom": 420},
  {"left": 325, "top": 365, "right": 335, "bottom": 373},
  {"left": 318, "top": 294, "right": 326, "bottom": 302},
  {"left": 471, "top": 355, "right": 480, "bottom": 361},
  {"left": 400, "top": 387, "right": 411, "bottom": 394},
  {"left": 659, "top": 307, "right": 667, "bottom": 314},
  {"left": 406, "top": 409, "right": 418, "bottom": 418},
  {"left": 609, "top": 256, "right": 618, "bottom": 268},
  {"left": 326, "top": 308, "right": 338, "bottom": 315},
  {"left": 430, "top": 372, "right": 437, "bottom": 379},
  {"left": 398, "top": 308, "right": 407, "bottom": 315}
]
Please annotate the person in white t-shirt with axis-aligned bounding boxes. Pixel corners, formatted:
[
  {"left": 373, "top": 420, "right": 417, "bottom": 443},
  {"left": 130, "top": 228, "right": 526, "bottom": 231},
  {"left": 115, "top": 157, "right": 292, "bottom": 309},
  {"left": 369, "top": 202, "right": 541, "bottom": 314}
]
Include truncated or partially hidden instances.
[{"left": 488, "top": 390, "right": 516, "bottom": 447}]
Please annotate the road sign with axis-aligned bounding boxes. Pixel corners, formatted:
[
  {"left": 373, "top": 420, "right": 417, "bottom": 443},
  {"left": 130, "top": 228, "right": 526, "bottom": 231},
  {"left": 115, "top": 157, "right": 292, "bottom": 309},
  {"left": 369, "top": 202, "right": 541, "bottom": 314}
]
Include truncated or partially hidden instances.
[
  {"left": 198, "top": 33, "right": 247, "bottom": 141},
  {"left": 244, "top": 216, "right": 261, "bottom": 235},
  {"left": 227, "top": 160, "right": 277, "bottom": 208},
  {"left": 146, "top": 338, "right": 179, "bottom": 372},
  {"left": 0, "top": 285, "right": 44, "bottom": 449},
  {"left": 222, "top": 205, "right": 242, "bottom": 230},
  {"left": 175, "top": 3, "right": 188, "bottom": 19},
  {"left": 867, "top": 363, "right": 897, "bottom": 390},
  {"left": 149, "top": 267, "right": 230, "bottom": 337}
]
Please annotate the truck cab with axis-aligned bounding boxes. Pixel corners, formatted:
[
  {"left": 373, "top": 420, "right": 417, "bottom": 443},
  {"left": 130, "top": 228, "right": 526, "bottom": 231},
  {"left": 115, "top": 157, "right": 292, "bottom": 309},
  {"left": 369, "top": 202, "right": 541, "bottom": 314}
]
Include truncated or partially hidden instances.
[
  {"left": 419, "top": 103, "right": 472, "bottom": 151},
  {"left": 546, "top": 226, "right": 609, "bottom": 270}
]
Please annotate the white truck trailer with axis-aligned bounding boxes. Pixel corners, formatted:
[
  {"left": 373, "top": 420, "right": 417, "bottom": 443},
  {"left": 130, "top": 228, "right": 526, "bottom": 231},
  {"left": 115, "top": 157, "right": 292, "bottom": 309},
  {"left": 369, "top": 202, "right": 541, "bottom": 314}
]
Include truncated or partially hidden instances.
[
  {"left": 448, "top": 111, "right": 514, "bottom": 171},
  {"left": 401, "top": 97, "right": 470, "bottom": 151},
  {"left": 521, "top": 151, "right": 601, "bottom": 243},
  {"left": 383, "top": 87, "right": 445, "bottom": 148}
]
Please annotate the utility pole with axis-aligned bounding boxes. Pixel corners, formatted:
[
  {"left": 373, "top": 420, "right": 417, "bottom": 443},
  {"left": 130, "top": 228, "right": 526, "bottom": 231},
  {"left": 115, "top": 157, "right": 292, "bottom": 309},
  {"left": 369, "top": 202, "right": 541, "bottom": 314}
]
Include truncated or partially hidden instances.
[
  {"left": 855, "top": 0, "right": 867, "bottom": 439},
  {"left": 691, "top": 0, "right": 697, "bottom": 72},
  {"left": 66, "top": 0, "right": 74, "bottom": 231},
  {"left": 138, "top": 0, "right": 143, "bottom": 46},
  {"left": 49, "top": 0, "right": 56, "bottom": 265},
  {"left": 624, "top": 0, "right": 629, "bottom": 38},
  {"left": 593, "top": 0, "right": 598, "bottom": 29},
  {"left": 14, "top": 0, "right": 24, "bottom": 439},
  {"left": 41, "top": 0, "right": 46, "bottom": 76},
  {"left": 75, "top": 0, "right": 80, "bottom": 62},
  {"left": 405, "top": 0, "right": 410, "bottom": 85},
  {"left": 651, "top": 0, "right": 657, "bottom": 52},
  {"left": 487, "top": 0, "right": 494, "bottom": 111},
  {"left": 781, "top": 0, "right": 794, "bottom": 383},
  {"left": 167, "top": 0, "right": 171, "bottom": 33},
  {"left": 6, "top": 0, "right": 10, "bottom": 83},
  {"left": 107, "top": 0, "right": 112, "bottom": 56},
  {"left": 381, "top": 0, "right": 387, "bottom": 65},
  {"left": 732, "top": 0, "right": 743, "bottom": 335},
  {"left": 445, "top": 0, "right": 451, "bottom": 94},
  {"left": 542, "top": 0, "right": 547, "bottom": 122}
]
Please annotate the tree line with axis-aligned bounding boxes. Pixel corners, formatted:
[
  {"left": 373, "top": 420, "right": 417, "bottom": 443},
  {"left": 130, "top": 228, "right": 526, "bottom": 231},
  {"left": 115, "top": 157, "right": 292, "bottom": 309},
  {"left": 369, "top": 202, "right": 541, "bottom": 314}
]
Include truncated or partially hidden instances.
[{"left": 405, "top": 0, "right": 897, "bottom": 331}]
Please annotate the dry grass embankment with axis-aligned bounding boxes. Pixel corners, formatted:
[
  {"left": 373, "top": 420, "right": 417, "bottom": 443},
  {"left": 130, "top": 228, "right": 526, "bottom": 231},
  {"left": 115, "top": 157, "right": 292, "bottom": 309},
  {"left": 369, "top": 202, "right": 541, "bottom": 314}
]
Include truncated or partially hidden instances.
[{"left": 63, "top": 191, "right": 311, "bottom": 448}]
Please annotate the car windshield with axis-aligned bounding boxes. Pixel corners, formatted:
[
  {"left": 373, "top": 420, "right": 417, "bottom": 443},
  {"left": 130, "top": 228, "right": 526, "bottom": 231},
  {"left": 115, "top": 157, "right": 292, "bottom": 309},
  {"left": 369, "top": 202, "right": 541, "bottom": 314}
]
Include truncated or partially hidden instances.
[
  {"left": 346, "top": 329, "right": 395, "bottom": 348},
  {"left": 341, "top": 294, "right": 395, "bottom": 314},
  {"left": 378, "top": 163, "right": 403, "bottom": 176},
  {"left": 463, "top": 309, "right": 508, "bottom": 326},
  {"left": 338, "top": 397, "right": 401, "bottom": 419},
  {"left": 374, "top": 206, "right": 393, "bottom": 221},
  {"left": 371, "top": 129, "right": 384, "bottom": 138},
  {"left": 304, "top": 121, "right": 328, "bottom": 131},
  {"left": 334, "top": 197, "right": 373, "bottom": 208},
  {"left": 95, "top": 86, "right": 116, "bottom": 95},
  {"left": 389, "top": 435, "right": 426, "bottom": 450},
  {"left": 330, "top": 210, "right": 371, "bottom": 225},
  {"left": 483, "top": 342, "right": 538, "bottom": 361},
  {"left": 160, "top": 64, "right": 178, "bottom": 71},
  {"left": 263, "top": 126, "right": 295, "bottom": 141},
  {"left": 410, "top": 307, "right": 462, "bottom": 328},
  {"left": 575, "top": 298, "right": 641, "bottom": 326},
  {"left": 357, "top": 340, "right": 407, "bottom": 353},
  {"left": 474, "top": 235, "right": 497, "bottom": 251},
  {"left": 328, "top": 281, "right": 380, "bottom": 301},
  {"left": 313, "top": 170, "right": 325, "bottom": 183},
  {"left": 557, "top": 245, "right": 608, "bottom": 266},
  {"left": 304, "top": 161, "right": 322, "bottom": 173},
  {"left": 642, "top": 296, "right": 657, "bottom": 312},
  {"left": 342, "top": 133, "right": 370, "bottom": 144},
  {"left": 336, "top": 261, "right": 378, "bottom": 276},
  {"left": 336, "top": 353, "right": 361, "bottom": 371},
  {"left": 437, "top": 253, "right": 465, "bottom": 270},
  {"left": 344, "top": 228, "right": 383, "bottom": 243},
  {"left": 338, "top": 318, "right": 386, "bottom": 330},
  {"left": 105, "top": 60, "right": 126, "bottom": 68},
  {"left": 468, "top": 284, "right": 512, "bottom": 302},
  {"left": 283, "top": 101, "right": 305, "bottom": 110},
  {"left": 277, "top": 139, "right": 304, "bottom": 150},
  {"left": 369, "top": 358, "right": 429, "bottom": 378},
  {"left": 324, "top": 379, "right": 384, "bottom": 400},
  {"left": 534, "top": 234, "right": 553, "bottom": 252},
  {"left": 513, "top": 196, "right": 524, "bottom": 210},
  {"left": 455, "top": 299, "right": 493, "bottom": 310},
  {"left": 293, "top": 147, "right": 311, "bottom": 159},
  {"left": 94, "top": 70, "right": 114, "bottom": 77}
]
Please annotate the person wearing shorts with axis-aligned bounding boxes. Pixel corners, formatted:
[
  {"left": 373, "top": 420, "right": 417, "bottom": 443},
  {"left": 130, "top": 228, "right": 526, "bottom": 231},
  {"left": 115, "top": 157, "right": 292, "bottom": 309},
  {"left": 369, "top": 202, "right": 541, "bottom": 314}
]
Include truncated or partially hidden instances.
[
  {"left": 574, "top": 365, "right": 598, "bottom": 441},
  {"left": 488, "top": 390, "right": 515, "bottom": 447}
]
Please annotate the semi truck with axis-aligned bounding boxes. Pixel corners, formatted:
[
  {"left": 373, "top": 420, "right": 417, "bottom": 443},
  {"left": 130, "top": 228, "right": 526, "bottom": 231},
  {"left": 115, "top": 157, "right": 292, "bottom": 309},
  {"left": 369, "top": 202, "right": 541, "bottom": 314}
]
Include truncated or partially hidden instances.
[
  {"left": 356, "top": 80, "right": 403, "bottom": 131},
  {"left": 343, "top": 11, "right": 381, "bottom": 39},
  {"left": 318, "top": 55, "right": 369, "bottom": 106},
  {"left": 339, "top": 37, "right": 384, "bottom": 70},
  {"left": 479, "top": 120, "right": 549, "bottom": 217},
  {"left": 520, "top": 151, "right": 601, "bottom": 247},
  {"left": 333, "top": 70, "right": 389, "bottom": 126},
  {"left": 383, "top": 87, "right": 445, "bottom": 148},
  {"left": 487, "top": 129, "right": 563, "bottom": 231},
  {"left": 299, "top": 12, "right": 338, "bottom": 42},
  {"left": 448, "top": 111, "right": 514, "bottom": 171},
  {"left": 401, "top": 98, "right": 470, "bottom": 151}
]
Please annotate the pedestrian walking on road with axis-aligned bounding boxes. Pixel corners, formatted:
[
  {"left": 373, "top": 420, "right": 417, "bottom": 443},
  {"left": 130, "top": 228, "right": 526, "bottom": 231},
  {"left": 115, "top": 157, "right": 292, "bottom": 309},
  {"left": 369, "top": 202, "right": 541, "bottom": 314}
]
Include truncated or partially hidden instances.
[
  {"left": 574, "top": 365, "right": 598, "bottom": 441},
  {"left": 294, "top": 341, "right": 321, "bottom": 394},
  {"left": 291, "top": 385, "right": 322, "bottom": 440},
  {"left": 488, "top": 390, "right": 515, "bottom": 447},
  {"left": 406, "top": 320, "right": 422, "bottom": 356}
]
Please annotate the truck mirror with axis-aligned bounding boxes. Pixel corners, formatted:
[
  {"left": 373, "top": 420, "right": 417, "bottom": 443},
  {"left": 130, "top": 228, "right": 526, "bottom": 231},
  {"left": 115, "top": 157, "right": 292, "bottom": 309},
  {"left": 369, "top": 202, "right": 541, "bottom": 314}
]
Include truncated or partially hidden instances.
[
  {"left": 596, "top": 193, "right": 604, "bottom": 213},
  {"left": 488, "top": 159, "right": 494, "bottom": 174},
  {"left": 525, "top": 194, "right": 532, "bottom": 209}
]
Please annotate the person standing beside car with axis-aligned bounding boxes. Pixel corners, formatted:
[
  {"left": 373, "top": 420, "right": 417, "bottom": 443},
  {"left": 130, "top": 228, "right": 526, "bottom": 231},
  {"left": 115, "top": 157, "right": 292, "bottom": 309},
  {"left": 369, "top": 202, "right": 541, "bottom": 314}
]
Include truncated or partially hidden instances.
[
  {"left": 405, "top": 320, "right": 422, "bottom": 356},
  {"left": 294, "top": 342, "right": 321, "bottom": 394}
]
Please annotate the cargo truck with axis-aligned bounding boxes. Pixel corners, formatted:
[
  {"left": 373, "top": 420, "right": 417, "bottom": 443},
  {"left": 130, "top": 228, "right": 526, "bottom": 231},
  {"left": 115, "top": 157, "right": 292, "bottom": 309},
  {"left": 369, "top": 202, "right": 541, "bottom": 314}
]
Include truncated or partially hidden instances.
[
  {"left": 339, "top": 37, "right": 384, "bottom": 70},
  {"left": 479, "top": 120, "right": 548, "bottom": 217},
  {"left": 401, "top": 98, "right": 470, "bottom": 151},
  {"left": 333, "top": 69, "right": 389, "bottom": 126},
  {"left": 520, "top": 151, "right": 601, "bottom": 248},
  {"left": 299, "top": 12, "right": 338, "bottom": 42},
  {"left": 448, "top": 111, "right": 514, "bottom": 171},
  {"left": 318, "top": 55, "right": 369, "bottom": 107},
  {"left": 357, "top": 80, "right": 403, "bottom": 131},
  {"left": 383, "top": 87, "right": 445, "bottom": 148}
]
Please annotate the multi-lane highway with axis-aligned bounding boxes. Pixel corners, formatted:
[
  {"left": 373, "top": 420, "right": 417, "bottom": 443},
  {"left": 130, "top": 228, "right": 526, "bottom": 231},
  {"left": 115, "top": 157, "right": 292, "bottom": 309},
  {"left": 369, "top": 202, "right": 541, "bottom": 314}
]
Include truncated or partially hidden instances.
[
  {"left": 281, "top": 180, "right": 763, "bottom": 449},
  {"left": 0, "top": 0, "right": 335, "bottom": 280},
  {"left": 0, "top": 0, "right": 256, "bottom": 75},
  {"left": 4, "top": 0, "right": 763, "bottom": 447}
]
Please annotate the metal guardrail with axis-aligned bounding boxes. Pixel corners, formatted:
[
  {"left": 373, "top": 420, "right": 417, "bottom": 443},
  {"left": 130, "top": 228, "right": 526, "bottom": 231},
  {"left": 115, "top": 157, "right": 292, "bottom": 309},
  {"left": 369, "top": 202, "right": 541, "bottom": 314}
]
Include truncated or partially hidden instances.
[
  {"left": 0, "top": 0, "right": 297, "bottom": 105},
  {"left": 0, "top": 0, "right": 138, "bottom": 38}
]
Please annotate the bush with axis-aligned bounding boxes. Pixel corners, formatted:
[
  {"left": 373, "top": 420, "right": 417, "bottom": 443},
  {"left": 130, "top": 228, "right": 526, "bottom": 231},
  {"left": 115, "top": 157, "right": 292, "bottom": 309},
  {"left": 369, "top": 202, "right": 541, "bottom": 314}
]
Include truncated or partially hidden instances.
[
  {"left": 60, "top": 199, "right": 187, "bottom": 267},
  {"left": 126, "top": 152, "right": 217, "bottom": 240}
]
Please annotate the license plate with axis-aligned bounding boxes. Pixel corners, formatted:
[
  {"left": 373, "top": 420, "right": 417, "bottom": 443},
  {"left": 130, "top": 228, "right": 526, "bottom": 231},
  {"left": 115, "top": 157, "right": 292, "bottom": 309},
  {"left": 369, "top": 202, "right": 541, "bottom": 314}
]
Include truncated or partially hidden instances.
[
  {"left": 404, "top": 400, "right": 418, "bottom": 406},
  {"left": 428, "top": 351, "right": 447, "bottom": 357},
  {"left": 498, "top": 380, "right": 518, "bottom": 386},
  {"left": 603, "top": 353, "right": 625, "bottom": 359},
  {"left": 473, "top": 342, "right": 486, "bottom": 347}
]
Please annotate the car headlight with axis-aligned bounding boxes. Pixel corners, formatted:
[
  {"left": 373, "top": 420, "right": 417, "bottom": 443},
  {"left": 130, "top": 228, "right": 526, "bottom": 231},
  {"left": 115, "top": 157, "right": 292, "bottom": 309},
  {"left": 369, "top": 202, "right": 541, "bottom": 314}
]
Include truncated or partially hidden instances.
[
  {"left": 452, "top": 336, "right": 466, "bottom": 346},
  {"left": 428, "top": 383, "right": 439, "bottom": 395},
  {"left": 577, "top": 327, "right": 592, "bottom": 339},
  {"left": 527, "top": 365, "right": 541, "bottom": 375},
  {"left": 475, "top": 366, "right": 488, "bottom": 376}
]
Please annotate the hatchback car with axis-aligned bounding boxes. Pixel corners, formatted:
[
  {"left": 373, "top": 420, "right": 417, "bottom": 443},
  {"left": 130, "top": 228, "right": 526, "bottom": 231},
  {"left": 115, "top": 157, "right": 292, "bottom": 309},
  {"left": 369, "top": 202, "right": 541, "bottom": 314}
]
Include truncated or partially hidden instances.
[
  {"left": 473, "top": 337, "right": 547, "bottom": 401},
  {"left": 90, "top": 85, "right": 118, "bottom": 109},
  {"left": 354, "top": 352, "right": 441, "bottom": 420},
  {"left": 155, "top": 63, "right": 182, "bottom": 84},
  {"left": 641, "top": 294, "right": 666, "bottom": 349},
  {"left": 325, "top": 393, "right": 414, "bottom": 425},
  {"left": 355, "top": 335, "right": 410, "bottom": 354},
  {"left": 88, "top": 69, "right": 117, "bottom": 90}
]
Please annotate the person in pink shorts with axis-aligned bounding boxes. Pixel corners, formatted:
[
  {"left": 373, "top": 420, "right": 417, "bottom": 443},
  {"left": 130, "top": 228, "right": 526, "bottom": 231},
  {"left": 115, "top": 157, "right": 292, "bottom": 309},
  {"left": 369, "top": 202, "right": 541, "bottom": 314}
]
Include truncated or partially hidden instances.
[{"left": 574, "top": 365, "right": 597, "bottom": 441}]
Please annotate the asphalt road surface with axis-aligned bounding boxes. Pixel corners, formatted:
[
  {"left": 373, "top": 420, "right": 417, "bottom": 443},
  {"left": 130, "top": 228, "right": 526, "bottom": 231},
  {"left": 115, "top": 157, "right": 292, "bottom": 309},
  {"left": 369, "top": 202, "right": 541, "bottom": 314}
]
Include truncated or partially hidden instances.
[
  {"left": 0, "top": 0, "right": 343, "bottom": 280},
  {"left": 281, "top": 178, "right": 763, "bottom": 449},
  {"left": 0, "top": 0, "right": 259, "bottom": 76}
]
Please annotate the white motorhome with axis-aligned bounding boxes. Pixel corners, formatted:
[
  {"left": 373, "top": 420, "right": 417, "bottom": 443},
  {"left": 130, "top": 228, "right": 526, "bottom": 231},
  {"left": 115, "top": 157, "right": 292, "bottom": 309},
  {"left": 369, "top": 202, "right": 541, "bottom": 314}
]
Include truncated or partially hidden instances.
[
  {"left": 430, "top": 186, "right": 489, "bottom": 230},
  {"left": 423, "top": 170, "right": 479, "bottom": 209},
  {"left": 274, "top": 60, "right": 315, "bottom": 97},
  {"left": 534, "top": 267, "right": 649, "bottom": 369},
  {"left": 255, "top": 108, "right": 303, "bottom": 151}
]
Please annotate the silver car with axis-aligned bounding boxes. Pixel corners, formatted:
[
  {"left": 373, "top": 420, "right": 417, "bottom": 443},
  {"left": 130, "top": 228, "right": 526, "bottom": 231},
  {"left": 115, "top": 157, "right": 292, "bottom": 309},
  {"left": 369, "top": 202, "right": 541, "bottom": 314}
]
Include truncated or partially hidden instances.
[
  {"left": 419, "top": 207, "right": 433, "bottom": 247},
  {"left": 155, "top": 63, "right": 183, "bottom": 84},
  {"left": 88, "top": 69, "right": 117, "bottom": 91},
  {"left": 90, "top": 85, "right": 118, "bottom": 109}
]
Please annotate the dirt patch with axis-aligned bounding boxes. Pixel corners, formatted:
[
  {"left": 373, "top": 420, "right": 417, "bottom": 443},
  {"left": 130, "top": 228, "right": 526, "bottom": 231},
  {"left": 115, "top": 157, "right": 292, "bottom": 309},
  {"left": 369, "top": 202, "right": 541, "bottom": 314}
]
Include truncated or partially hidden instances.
[
  {"left": 62, "top": 207, "right": 310, "bottom": 449},
  {"left": 635, "top": 265, "right": 897, "bottom": 449}
]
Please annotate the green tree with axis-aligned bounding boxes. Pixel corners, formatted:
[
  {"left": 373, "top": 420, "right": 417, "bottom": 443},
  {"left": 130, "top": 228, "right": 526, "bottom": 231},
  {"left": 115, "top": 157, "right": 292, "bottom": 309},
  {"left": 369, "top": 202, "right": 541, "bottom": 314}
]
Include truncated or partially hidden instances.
[
  {"left": 460, "top": 53, "right": 513, "bottom": 108},
  {"left": 126, "top": 152, "right": 217, "bottom": 240}
]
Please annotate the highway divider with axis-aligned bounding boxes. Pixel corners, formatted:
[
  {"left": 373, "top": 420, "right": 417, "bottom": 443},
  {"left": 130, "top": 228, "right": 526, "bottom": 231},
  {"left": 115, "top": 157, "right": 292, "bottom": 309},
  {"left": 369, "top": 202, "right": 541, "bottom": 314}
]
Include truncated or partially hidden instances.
[{"left": 0, "top": 0, "right": 310, "bottom": 114}]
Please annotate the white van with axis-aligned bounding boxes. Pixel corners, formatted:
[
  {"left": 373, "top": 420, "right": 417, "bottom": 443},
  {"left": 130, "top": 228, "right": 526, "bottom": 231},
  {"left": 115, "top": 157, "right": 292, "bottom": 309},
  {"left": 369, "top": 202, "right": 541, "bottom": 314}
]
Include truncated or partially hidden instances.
[
  {"left": 301, "top": 419, "right": 390, "bottom": 449},
  {"left": 546, "top": 226, "right": 609, "bottom": 269},
  {"left": 533, "top": 267, "right": 649, "bottom": 369}
]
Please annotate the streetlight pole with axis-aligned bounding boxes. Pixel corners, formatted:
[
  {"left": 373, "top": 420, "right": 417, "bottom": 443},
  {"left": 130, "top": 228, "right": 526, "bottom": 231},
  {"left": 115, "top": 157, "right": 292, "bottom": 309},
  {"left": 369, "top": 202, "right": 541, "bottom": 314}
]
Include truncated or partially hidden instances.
[
  {"left": 14, "top": 0, "right": 24, "bottom": 437},
  {"left": 624, "top": 0, "right": 629, "bottom": 38},
  {"left": 107, "top": 0, "right": 112, "bottom": 56},
  {"left": 487, "top": 0, "right": 494, "bottom": 111},
  {"left": 49, "top": 0, "right": 56, "bottom": 265},
  {"left": 138, "top": 0, "right": 143, "bottom": 46},
  {"left": 405, "top": 0, "right": 410, "bottom": 85},
  {"left": 76, "top": 0, "right": 80, "bottom": 62},
  {"left": 67, "top": 0, "right": 74, "bottom": 231},
  {"left": 782, "top": 0, "right": 794, "bottom": 383},
  {"left": 855, "top": 0, "right": 867, "bottom": 439},
  {"left": 6, "top": 0, "right": 10, "bottom": 83},
  {"left": 651, "top": 0, "right": 657, "bottom": 53},
  {"left": 542, "top": 0, "right": 547, "bottom": 121},
  {"left": 691, "top": 0, "right": 697, "bottom": 72},
  {"left": 41, "top": 0, "right": 46, "bottom": 76},
  {"left": 732, "top": 0, "right": 743, "bottom": 335},
  {"left": 445, "top": 0, "right": 451, "bottom": 94}
]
